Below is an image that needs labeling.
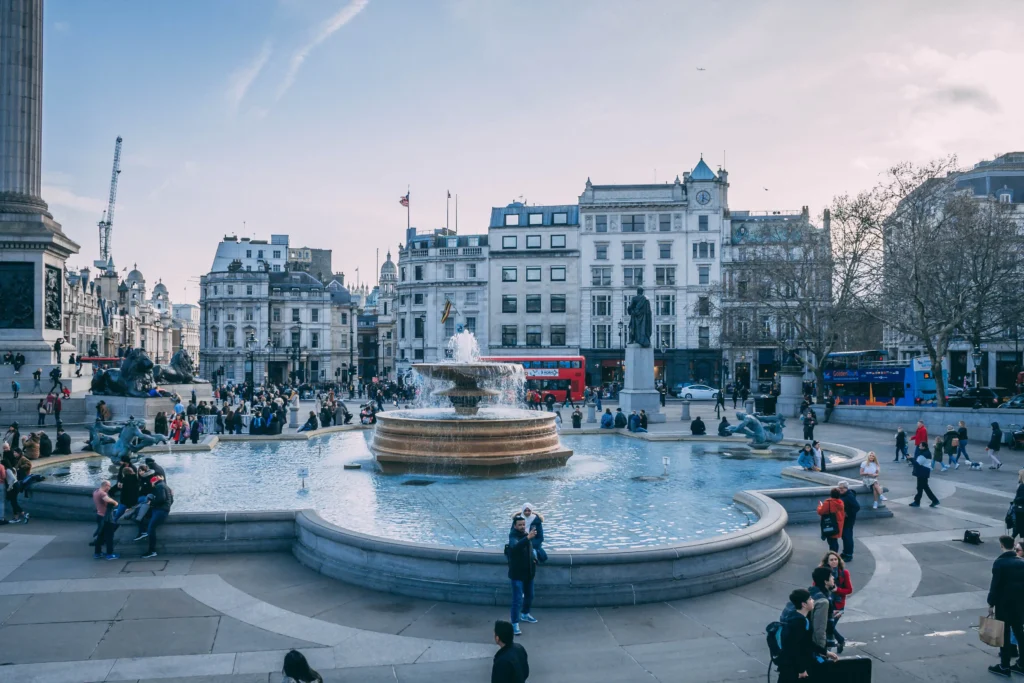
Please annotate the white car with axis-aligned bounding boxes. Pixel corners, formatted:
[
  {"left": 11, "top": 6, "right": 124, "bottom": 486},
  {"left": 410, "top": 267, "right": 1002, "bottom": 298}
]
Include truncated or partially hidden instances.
[{"left": 677, "top": 384, "right": 720, "bottom": 400}]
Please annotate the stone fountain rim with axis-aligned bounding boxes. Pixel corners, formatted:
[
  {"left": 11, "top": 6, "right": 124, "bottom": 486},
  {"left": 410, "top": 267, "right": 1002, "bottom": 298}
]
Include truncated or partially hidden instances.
[{"left": 374, "top": 408, "right": 555, "bottom": 423}]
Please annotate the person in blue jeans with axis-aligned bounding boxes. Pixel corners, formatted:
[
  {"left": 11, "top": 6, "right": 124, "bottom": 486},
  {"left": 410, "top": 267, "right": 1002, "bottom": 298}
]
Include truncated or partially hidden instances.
[
  {"left": 506, "top": 515, "right": 538, "bottom": 636},
  {"left": 134, "top": 475, "right": 173, "bottom": 559}
]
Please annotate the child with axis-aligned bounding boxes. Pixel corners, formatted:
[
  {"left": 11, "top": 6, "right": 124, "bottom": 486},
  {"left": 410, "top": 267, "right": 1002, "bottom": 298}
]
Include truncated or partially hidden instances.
[{"left": 894, "top": 426, "right": 908, "bottom": 462}]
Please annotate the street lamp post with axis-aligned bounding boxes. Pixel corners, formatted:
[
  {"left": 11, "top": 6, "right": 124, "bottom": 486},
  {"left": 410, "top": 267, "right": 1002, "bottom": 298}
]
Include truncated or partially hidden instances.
[
  {"left": 972, "top": 345, "right": 983, "bottom": 388},
  {"left": 244, "top": 333, "right": 257, "bottom": 404}
]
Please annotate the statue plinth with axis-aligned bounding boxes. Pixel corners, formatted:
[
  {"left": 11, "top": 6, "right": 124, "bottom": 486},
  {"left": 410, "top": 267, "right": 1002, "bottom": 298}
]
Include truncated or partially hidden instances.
[
  {"left": 776, "top": 368, "right": 805, "bottom": 417},
  {"left": 619, "top": 344, "right": 665, "bottom": 423}
]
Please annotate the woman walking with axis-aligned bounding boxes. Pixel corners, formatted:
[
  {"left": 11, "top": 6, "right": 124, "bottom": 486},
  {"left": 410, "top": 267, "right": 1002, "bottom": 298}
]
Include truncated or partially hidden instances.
[
  {"left": 987, "top": 422, "right": 1004, "bottom": 470},
  {"left": 932, "top": 436, "right": 948, "bottom": 472},
  {"left": 820, "top": 551, "right": 852, "bottom": 654},
  {"left": 860, "top": 451, "right": 886, "bottom": 509},
  {"left": 817, "top": 488, "right": 846, "bottom": 553},
  {"left": 909, "top": 444, "right": 940, "bottom": 508},
  {"left": 953, "top": 420, "right": 978, "bottom": 470}
]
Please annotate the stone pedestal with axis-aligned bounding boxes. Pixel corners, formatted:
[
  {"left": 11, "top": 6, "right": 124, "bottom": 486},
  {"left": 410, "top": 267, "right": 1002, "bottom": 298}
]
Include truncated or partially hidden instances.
[
  {"left": 776, "top": 369, "right": 805, "bottom": 417},
  {"left": 619, "top": 344, "right": 665, "bottom": 423},
  {"left": 289, "top": 397, "right": 299, "bottom": 428},
  {"left": 587, "top": 404, "right": 596, "bottom": 423},
  {"left": 680, "top": 401, "right": 691, "bottom": 421}
]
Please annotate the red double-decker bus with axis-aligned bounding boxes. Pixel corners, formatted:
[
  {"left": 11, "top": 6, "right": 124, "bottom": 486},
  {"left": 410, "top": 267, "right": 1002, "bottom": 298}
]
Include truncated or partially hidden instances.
[{"left": 482, "top": 355, "right": 585, "bottom": 403}]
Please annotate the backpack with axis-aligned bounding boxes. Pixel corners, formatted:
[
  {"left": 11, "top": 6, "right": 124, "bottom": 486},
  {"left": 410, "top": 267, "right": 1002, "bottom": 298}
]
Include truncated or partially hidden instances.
[
  {"left": 765, "top": 621, "right": 784, "bottom": 675},
  {"left": 820, "top": 510, "right": 839, "bottom": 538}
]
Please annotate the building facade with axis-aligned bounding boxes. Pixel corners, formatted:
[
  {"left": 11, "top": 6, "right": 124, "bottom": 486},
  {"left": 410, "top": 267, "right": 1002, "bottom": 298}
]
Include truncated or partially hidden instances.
[
  {"left": 486, "top": 203, "right": 580, "bottom": 357},
  {"left": 394, "top": 228, "right": 489, "bottom": 379},
  {"left": 578, "top": 159, "right": 726, "bottom": 388}
]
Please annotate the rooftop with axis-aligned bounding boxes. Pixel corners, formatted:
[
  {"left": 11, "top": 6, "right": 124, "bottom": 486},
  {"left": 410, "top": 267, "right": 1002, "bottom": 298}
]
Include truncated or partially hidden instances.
[{"left": 489, "top": 202, "right": 578, "bottom": 228}]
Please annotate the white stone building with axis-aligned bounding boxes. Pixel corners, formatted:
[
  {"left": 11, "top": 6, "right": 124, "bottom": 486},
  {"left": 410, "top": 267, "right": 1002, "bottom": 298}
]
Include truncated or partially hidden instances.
[{"left": 486, "top": 203, "right": 580, "bottom": 356}]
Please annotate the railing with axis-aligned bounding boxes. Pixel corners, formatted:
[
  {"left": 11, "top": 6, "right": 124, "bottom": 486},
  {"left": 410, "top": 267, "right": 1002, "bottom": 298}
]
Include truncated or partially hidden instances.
[
  {"left": 438, "top": 248, "right": 459, "bottom": 257},
  {"left": 462, "top": 247, "right": 482, "bottom": 256}
]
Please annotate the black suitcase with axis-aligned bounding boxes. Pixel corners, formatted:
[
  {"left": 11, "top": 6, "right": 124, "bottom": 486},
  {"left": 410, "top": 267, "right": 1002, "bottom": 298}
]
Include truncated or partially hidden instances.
[{"left": 818, "top": 656, "right": 872, "bottom": 682}]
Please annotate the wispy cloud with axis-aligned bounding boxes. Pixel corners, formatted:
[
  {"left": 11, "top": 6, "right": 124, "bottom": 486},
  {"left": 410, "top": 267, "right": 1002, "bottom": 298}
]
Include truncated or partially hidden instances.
[
  {"left": 43, "top": 185, "right": 107, "bottom": 214},
  {"left": 227, "top": 40, "right": 273, "bottom": 111},
  {"left": 277, "top": 0, "right": 369, "bottom": 100}
]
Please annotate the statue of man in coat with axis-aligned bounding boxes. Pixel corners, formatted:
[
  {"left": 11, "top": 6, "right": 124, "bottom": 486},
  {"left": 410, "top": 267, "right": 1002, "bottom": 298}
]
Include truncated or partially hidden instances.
[{"left": 626, "top": 287, "right": 652, "bottom": 348}]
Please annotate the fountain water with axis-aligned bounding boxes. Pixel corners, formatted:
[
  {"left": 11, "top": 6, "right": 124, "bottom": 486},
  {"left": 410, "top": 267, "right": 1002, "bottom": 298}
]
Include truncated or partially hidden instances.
[{"left": 371, "top": 331, "right": 573, "bottom": 470}]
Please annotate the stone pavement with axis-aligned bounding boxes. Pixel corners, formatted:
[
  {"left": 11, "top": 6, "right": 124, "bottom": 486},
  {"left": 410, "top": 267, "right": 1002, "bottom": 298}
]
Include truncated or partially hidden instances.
[{"left": 0, "top": 410, "right": 1017, "bottom": 682}]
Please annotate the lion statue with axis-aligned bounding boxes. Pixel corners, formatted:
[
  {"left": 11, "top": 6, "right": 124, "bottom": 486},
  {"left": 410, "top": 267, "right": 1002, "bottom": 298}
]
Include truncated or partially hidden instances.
[
  {"left": 90, "top": 348, "right": 156, "bottom": 397},
  {"left": 153, "top": 348, "right": 206, "bottom": 384}
]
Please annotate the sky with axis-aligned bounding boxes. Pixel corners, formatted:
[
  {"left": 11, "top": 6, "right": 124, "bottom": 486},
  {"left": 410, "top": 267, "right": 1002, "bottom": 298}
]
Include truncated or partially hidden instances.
[{"left": 40, "top": 0, "right": 1024, "bottom": 305}]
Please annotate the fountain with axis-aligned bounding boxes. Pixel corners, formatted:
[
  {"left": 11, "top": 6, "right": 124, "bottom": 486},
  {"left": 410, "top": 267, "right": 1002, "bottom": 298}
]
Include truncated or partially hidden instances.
[{"left": 371, "top": 331, "right": 573, "bottom": 470}]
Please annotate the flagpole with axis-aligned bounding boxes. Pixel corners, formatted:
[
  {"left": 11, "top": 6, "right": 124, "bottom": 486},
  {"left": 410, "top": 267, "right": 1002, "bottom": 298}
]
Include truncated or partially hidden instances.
[
  {"left": 406, "top": 185, "right": 410, "bottom": 231},
  {"left": 446, "top": 191, "right": 450, "bottom": 233},
  {"left": 455, "top": 194, "right": 458, "bottom": 234}
]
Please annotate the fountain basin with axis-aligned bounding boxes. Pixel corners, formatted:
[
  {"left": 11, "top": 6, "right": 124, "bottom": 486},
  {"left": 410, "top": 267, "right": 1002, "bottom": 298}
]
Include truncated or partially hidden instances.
[{"left": 372, "top": 408, "right": 572, "bottom": 470}]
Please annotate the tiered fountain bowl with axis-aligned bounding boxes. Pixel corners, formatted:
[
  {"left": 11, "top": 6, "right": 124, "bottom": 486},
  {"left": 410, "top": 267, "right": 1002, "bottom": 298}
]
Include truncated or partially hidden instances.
[{"left": 371, "top": 362, "right": 573, "bottom": 471}]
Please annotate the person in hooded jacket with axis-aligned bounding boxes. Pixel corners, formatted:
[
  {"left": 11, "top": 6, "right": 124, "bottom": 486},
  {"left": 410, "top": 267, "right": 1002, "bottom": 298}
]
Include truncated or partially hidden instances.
[
  {"left": 910, "top": 444, "right": 940, "bottom": 507},
  {"left": 777, "top": 588, "right": 835, "bottom": 682},
  {"left": 988, "top": 422, "right": 1004, "bottom": 470},
  {"left": 517, "top": 504, "right": 546, "bottom": 563},
  {"left": 718, "top": 417, "right": 731, "bottom": 437},
  {"left": 987, "top": 535, "right": 1024, "bottom": 677}
]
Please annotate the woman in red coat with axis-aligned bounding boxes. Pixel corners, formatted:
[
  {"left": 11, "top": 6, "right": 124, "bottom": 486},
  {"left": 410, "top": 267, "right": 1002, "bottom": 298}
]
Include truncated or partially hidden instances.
[
  {"left": 821, "top": 550, "right": 852, "bottom": 653},
  {"left": 817, "top": 488, "right": 846, "bottom": 553}
]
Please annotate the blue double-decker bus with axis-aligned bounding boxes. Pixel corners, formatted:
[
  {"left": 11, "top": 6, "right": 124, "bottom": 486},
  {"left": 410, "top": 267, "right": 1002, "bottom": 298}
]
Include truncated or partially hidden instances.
[{"left": 823, "top": 352, "right": 948, "bottom": 406}]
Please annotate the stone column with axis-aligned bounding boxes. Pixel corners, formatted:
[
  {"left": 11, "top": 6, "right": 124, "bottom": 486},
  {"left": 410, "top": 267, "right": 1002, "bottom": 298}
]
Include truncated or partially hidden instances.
[{"left": 0, "top": 0, "right": 47, "bottom": 215}]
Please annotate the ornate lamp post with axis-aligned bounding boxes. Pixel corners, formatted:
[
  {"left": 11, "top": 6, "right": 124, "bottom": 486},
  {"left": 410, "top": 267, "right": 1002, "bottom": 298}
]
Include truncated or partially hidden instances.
[
  {"left": 244, "top": 332, "right": 257, "bottom": 403},
  {"left": 972, "top": 345, "right": 983, "bottom": 388}
]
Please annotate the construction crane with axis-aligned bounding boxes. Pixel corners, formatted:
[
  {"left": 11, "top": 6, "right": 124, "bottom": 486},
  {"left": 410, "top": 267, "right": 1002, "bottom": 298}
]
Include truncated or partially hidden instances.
[{"left": 94, "top": 136, "right": 123, "bottom": 272}]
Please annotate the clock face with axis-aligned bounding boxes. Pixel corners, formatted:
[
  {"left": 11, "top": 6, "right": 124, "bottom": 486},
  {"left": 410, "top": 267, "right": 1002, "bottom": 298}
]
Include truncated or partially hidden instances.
[{"left": 696, "top": 190, "right": 711, "bottom": 205}]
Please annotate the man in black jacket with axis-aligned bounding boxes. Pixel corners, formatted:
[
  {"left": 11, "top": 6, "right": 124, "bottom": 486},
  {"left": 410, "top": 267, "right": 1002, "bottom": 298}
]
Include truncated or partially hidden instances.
[
  {"left": 777, "top": 588, "right": 830, "bottom": 682},
  {"left": 134, "top": 475, "right": 173, "bottom": 559},
  {"left": 836, "top": 481, "right": 860, "bottom": 562},
  {"left": 492, "top": 620, "right": 529, "bottom": 683},
  {"left": 987, "top": 535, "right": 1024, "bottom": 677},
  {"left": 507, "top": 515, "right": 537, "bottom": 636},
  {"left": 53, "top": 427, "right": 72, "bottom": 455}
]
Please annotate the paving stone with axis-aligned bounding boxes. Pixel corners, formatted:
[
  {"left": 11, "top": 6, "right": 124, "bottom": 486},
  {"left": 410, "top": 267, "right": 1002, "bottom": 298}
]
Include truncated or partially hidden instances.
[
  {"left": 623, "top": 638, "right": 766, "bottom": 682},
  {"left": 0, "top": 621, "right": 111, "bottom": 663},
  {"left": 315, "top": 594, "right": 436, "bottom": 635},
  {"left": 212, "top": 615, "right": 318, "bottom": 653},
  {"left": 893, "top": 649, "right": 1000, "bottom": 682},
  {"left": 929, "top": 560, "right": 997, "bottom": 589},
  {"left": 595, "top": 602, "right": 718, "bottom": 645},
  {"left": 856, "top": 631, "right": 981, "bottom": 663},
  {"left": 393, "top": 602, "right": 503, "bottom": 644},
  {"left": 118, "top": 589, "right": 221, "bottom": 620},
  {"left": 320, "top": 668, "right": 400, "bottom": 683},
  {"left": 92, "top": 616, "right": 221, "bottom": 659},
  {"left": 134, "top": 676, "right": 270, "bottom": 683},
  {"left": 0, "top": 593, "right": 29, "bottom": 625},
  {"left": 6, "top": 589, "right": 130, "bottom": 624}
]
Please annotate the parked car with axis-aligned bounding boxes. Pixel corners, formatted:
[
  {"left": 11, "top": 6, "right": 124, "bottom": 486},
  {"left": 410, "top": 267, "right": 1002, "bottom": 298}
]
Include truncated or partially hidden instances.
[
  {"left": 946, "top": 387, "right": 1013, "bottom": 408},
  {"left": 945, "top": 384, "right": 964, "bottom": 398},
  {"left": 675, "top": 384, "right": 720, "bottom": 400},
  {"left": 999, "top": 394, "right": 1024, "bottom": 409}
]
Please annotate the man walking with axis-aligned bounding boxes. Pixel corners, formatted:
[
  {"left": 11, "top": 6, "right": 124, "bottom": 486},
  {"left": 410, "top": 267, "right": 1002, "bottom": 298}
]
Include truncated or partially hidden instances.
[
  {"left": 506, "top": 515, "right": 538, "bottom": 636},
  {"left": 31, "top": 368, "right": 41, "bottom": 393},
  {"left": 836, "top": 481, "right": 860, "bottom": 562},
  {"left": 986, "top": 535, "right": 1024, "bottom": 677},
  {"left": 909, "top": 447, "right": 940, "bottom": 508},
  {"left": 492, "top": 620, "right": 529, "bottom": 683}
]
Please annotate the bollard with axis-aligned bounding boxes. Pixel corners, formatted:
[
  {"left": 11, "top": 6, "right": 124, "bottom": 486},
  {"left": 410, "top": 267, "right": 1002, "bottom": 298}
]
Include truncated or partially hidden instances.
[
  {"left": 587, "top": 403, "right": 596, "bottom": 423},
  {"left": 680, "top": 400, "right": 691, "bottom": 421},
  {"left": 744, "top": 398, "right": 755, "bottom": 414},
  {"left": 289, "top": 396, "right": 300, "bottom": 428}
]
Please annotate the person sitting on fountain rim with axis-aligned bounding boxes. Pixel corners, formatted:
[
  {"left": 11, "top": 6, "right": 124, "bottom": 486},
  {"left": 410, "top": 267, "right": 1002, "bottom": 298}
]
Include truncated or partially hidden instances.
[
  {"left": 516, "top": 504, "right": 547, "bottom": 563},
  {"left": 798, "top": 444, "right": 815, "bottom": 470},
  {"left": 690, "top": 416, "right": 706, "bottom": 436},
  {"left": 297, "top": 411, "right": 319, "bottom": 433},
  {"left": 600, "top": 408, "right": 614, "bottom": 429},
  {"left": 571, "top": 407, "right": 582, "bottom": 429},
  {"left": 613, "top": 408, "right": 627, "bottom": 429},
  {"left": 627, "top": 410, "right": 647, "bottom": 433},
  {"left": 718, "top": 416, "right": 731, "bottom": 437}
]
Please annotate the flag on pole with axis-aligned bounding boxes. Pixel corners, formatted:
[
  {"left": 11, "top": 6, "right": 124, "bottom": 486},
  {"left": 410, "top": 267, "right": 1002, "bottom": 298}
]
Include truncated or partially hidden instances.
[
  {"left": 399, "top": 193, "right": 410, "bottom": 207},
  {"left": 441, "top": 299, "right": 452, "bottom": 323},
  {"left": 447, "top": 190, "right": 451, "bottom": 199}
]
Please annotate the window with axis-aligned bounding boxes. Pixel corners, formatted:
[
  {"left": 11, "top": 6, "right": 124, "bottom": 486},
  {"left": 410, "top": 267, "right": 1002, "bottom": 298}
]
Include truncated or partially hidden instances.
[
  {"left": 655, "top": 266, "right": 675, "bottom": 286},
  {"left": 244, "top": 307, "right": 254, "bottom": 322},
  {"left": 400, "top": 318, "right": 406, "bottom": 338},
  {"left": 341, "top": 313, "right": 348, "bottom": 324},
  {"left": 591, "top": 267, "right": 612, "bottom": 286},
  {"left": 227, "top": 285, "right": 234, "bottom": 295},
  {"left": 526, "top": 295, "right": 541, "bottom": 313},
  {"left": 693, "top": 242, "right": 715, "bottom": 259},
  {"left": 699, "top": 215, "right": 709, "bottom": 231},
  {"left": 591, "top": 294, "right": 611, "bottom": 317},
  {"left": 444, "top": 264, "right": 455, "bottom": 279},
  {"left": 623, "top": 243, "right": 644, "bottom": 260},
  {"left": 551, "top": 234, "right": 566, "bottom": 248},
  {"left": 502, "top": 325, "right": 518, "bottom": 346},
  {"left": 502, "top": 296, "right": 518, "bottom": 313},
  {"left": 526, "top": 234, "right": 541, "bottom": 248},
  {"left": 737, "top": 278, "right": 748, "bottom": 297},
  {"left": 504, "top": 214, "right": 520, "bottom": 226},
  {"left": 659, "top": 243, "right": 672, "bottom": 259},
  {"left": 621, "top": 214, "right": 645, "bottom": 232},
  {"left": 698, "top": 265, "right": 710, "bottom": 285},
  {"left": 272, "top": 331, "right": 281, "bottom": 347},
  {"left": 413, "top": 293, "right": 424, "bottom": 305},
  {"left": 291, "top": 308, "right": 300, "bottom": 322},
  {"left": 213, "top": 286, "right": 219, "bottom": 295},
  {"left": 595, "top": 244, "right": 608, "bottom": 260},
  {"left": 550, "top": 266, "right": 566, "bottom": 281},
  {"left": 414, "top": 348, "right": 424, "bottom": 360},
  {"left": 414, "top": 317, "right": 424, "bottom": 339},
  {"left": 273, "top": 264, "right": 281, "bottom": 272},
  {"left": 465, "top": 291, "right": 477, "bottom": 305},
  {"left": 444, "top": 317, "right": 455, "bottom": 339},
  {"left": 528, "top": 213, "right": 543, "bottom": 226},
  {"left": 211, "top": 328, "right": 219, "bottom": 347},
  {"left": 699, "top": 326, "right": 711, "bottom": 349},
  {"left": 550, "top": 294, "right": 566, "bottom": 312},
  {"left": 623, "top": 267, "right": 644, "bottom": 287},
  {"left": 502, "top": 235, "right": 517, "bottom": 249},
  {"left": 226, "top": 311, "right": 236, "bottom": 322},
  {"left": 592, "top": 324, "right": 611, "bottom": 349},
  {"left": 273, "top": 250, "right": 281, "bottom": 259},
  {"left": 447, "top": 237, "right": 457, "bottom": 248},
  {"left": 468, "top": 236, "right": 480, "bottom": 246},
  {"left": 212, "top": 309, "right": 219, "bottom": 322},
  {"left": 596, "top": 215, "right": 608, "bottom": 232},
  {"left": 656, "top": 294, "right": 675, "bottom": 316},
  {"left": 258, "top": 250, "right": 264, "bottom": 258},
  {"left": 502, "top": 267, "right": 517, "bottom": 282},
  {"left": 465, "top": 316, "right": 476, "bottom": 333},
  {"left": 550, "top": 325, "right": 566, "bottom": 346},
  {"left": 553, "top": 212, "right": 568, "bottom": 225},
  {"left": 311, "top": 332, "right": 319, "bottom": 348},
  {"left": 414, "top": 265, "right": 424, "bottom": 281},
  {"left": 226, "top": 328, "right": 236, "bottom": 348},
  {"left": 657, "top": 324, "right": 675, "bottom": 348},
  {"left": 311, "top": 308, "right": 319, "bottom": 322},
  {"left": 526, "top": 326, "right": 542, "bottom": 346},
  {"left": 466, "top": 263, "right": 477, "bottom": 278},
  {"left": 246, "top": 250, "right": 251, "bottom": 258},
  {"left": 246, "top": 285, "right": 253, "bottom": 295},
  {"left": 526, "top": 267, "right": 541, "bottom": 282},
  {"left": 659, "top": 214, "right": 672, "bottom": 232},
  {"left": 401, "top": 267, "right": 407, "bottom": 281},
  {"left": 698, "top": 296, "right": 710, "bottom": 316}
]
